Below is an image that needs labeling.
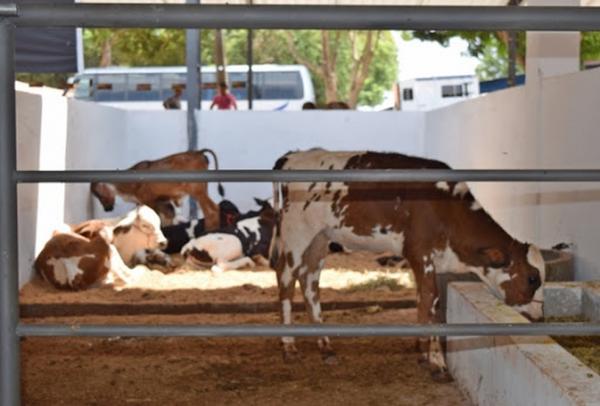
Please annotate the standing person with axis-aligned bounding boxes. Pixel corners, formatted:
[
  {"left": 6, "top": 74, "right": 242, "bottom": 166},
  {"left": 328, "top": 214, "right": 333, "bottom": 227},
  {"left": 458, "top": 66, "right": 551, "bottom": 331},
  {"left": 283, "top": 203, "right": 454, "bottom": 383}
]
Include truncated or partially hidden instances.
[
  {"left": 163, "top": 86, "right": 183, "bottom": 110},
  {"left": 210, "top": 82, "right": 238, "bottom": 110}
]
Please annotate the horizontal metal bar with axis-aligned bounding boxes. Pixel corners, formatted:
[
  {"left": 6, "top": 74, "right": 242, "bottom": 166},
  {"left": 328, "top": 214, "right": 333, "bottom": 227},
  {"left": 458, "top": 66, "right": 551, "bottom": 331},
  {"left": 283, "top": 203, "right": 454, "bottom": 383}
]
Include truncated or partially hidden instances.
[
  {"left": 7, "top": 4, "right": 600, "bottom": 31},
  {"left": 14, "top": 169, "right": 600, "bottom": 183},
  {"left": 17, "top": 323, "right": 600, "bottom": 338},
  {"left": 0, "top": 4, "right": 17, "bottom": 17}
]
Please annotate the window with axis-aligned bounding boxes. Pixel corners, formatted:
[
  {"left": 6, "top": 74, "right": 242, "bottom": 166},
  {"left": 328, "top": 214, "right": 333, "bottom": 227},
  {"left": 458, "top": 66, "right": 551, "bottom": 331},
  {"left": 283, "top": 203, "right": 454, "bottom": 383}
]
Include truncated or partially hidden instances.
[
  {"left": 402, "top": 88, "right": 414, "bottom": 101},
  {"left": 253, "top": 71, "right": 303, "bottom": 100},
  {"left": 73, "top": 76, "right": 93, "bottom": 100},
  {"left": 228, "top": 72, "right": 248, "bottom": 100},
  {"left": 95, "top": 74, "right": 127, "bottom": 101},
  {"left": 128, "top": 74, "right": 161, "bottom": 101},
  {"left": 441, "top": 84, "right": 464, "bottom": 98}
]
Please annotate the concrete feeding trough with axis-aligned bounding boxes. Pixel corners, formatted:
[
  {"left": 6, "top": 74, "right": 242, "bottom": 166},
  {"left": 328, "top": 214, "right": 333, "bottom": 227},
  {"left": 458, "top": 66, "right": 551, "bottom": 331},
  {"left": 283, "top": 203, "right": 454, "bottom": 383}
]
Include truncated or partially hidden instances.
[
  {"left": 446, "top": 282, "right": 600, "bottom": 406},
  {"left": 437, "top": 248, "right": 574, "bottom": 317}
]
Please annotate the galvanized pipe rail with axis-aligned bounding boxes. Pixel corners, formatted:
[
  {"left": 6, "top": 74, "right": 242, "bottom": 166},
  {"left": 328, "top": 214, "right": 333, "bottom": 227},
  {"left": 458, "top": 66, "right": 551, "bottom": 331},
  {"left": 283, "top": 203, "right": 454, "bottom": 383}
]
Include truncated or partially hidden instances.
[
  {"left": 2, "top": 4, "right": 600, "bottom": 31},
  {"left": 3, "top": 3, "right": 600, "bottom": 404},
  {"left": 14, "top": 169, "right": 600, "bottom": 183},
  {"left": 17, "top": 323, "right": 600, "bottom": 338}
]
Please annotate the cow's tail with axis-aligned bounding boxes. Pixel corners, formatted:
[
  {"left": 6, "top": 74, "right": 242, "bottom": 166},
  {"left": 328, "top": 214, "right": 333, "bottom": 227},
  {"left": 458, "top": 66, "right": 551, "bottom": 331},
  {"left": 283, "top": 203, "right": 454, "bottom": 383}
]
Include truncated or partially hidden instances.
[
  {"left": 269, "top": 181, "right": 282, "bottom": 270},
  {"left": 198, "top": 148, "right": 225, "bottom": 197}
]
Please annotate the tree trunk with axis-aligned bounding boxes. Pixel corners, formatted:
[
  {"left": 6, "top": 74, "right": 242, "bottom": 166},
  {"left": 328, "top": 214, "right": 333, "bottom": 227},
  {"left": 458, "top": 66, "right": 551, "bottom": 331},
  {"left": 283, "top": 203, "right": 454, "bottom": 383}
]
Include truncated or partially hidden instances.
[
  {"left": 99, "top": 38, "right": 113, "bottom": 67},
  {"left": 347, "top": 32, "right": 377, "bottom": 108},
  {"left": 321, "top": 31, "right": 338, "bottom": 103},
  {"left": 214, "top": 29, "right": 227, "bottom": 84}
]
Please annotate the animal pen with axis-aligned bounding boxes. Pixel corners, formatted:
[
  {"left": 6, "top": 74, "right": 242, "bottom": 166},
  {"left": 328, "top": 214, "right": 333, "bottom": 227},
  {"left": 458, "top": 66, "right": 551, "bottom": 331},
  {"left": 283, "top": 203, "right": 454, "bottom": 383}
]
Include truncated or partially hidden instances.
[{"left": 3, "top": 3, "right": 600, "bottom": 404}]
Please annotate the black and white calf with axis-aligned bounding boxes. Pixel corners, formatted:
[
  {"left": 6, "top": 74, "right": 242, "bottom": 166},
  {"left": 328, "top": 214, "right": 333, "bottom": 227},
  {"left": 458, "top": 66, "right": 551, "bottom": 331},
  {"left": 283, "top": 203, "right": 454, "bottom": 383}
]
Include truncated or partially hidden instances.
[
  {"left": 182, "top": 199, "right": 276, "bottom": 273},
  {"left": 160, "top": 200, "right": 241, "bottom": 254}
]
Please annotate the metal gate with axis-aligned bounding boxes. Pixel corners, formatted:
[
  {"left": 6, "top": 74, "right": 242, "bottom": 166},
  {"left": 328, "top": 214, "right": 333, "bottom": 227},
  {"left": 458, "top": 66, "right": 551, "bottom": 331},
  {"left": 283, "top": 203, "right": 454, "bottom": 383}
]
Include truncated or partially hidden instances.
[{"left": 3, "top": 4, "right": 600, "bottom": 405}]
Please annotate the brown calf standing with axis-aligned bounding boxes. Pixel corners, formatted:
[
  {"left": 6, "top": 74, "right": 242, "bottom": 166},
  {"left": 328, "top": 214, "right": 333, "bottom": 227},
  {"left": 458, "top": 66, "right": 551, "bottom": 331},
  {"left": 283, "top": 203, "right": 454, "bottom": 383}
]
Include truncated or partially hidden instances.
[{"left": 91, "top": 149, "right": 225, "bottom": 228}]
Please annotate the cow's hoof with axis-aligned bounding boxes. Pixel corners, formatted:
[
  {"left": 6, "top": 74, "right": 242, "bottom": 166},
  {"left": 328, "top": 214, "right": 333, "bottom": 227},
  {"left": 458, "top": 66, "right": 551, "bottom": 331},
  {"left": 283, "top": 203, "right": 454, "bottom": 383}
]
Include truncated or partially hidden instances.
[
  {"left": 321, "top": 350, "right": 338, "bottom": 365},
  {"left": 431, "top": 369, "right": 453, "bottom": 383}
]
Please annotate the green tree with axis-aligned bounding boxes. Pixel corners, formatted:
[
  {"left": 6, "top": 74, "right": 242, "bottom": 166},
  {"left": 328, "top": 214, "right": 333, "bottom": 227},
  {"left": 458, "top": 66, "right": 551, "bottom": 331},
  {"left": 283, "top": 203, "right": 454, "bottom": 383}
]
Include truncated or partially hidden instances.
[{"left": 581, "top": 32, "right": 600, "bottom": 63}]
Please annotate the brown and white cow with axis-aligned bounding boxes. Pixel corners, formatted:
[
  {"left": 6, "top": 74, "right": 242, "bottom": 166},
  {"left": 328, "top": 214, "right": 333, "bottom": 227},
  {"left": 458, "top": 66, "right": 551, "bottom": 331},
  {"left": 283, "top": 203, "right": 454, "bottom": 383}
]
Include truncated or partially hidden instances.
[
  {"left": 270, "top": 149, "right": 545, "bottom": 381},
  {"left": 35, "top": 205, "right": 167, "bottom": 290},
  {"left": 90, "top": 149, "right": 225, "bottom": 228}
]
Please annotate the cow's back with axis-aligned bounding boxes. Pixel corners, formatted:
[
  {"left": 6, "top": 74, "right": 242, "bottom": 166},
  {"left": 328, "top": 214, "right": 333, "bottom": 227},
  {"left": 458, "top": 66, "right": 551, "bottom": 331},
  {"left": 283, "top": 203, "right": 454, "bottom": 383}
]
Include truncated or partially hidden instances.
[{"left": 273, "top": 149, "right": 498, "bottom": 259}]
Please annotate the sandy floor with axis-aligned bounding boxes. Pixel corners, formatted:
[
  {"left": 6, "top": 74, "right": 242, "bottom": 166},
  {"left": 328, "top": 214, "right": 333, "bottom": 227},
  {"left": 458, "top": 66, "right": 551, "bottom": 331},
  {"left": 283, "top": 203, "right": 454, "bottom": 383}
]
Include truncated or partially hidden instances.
[
  {"left": 21, "top": 252, "right": 416, "bottom": 306},
  {"left": 22, "top": 309, "right": 469, "bottom": 406},
  {"left": 20, "top": 252, "right": 469, "bottom": 405}
]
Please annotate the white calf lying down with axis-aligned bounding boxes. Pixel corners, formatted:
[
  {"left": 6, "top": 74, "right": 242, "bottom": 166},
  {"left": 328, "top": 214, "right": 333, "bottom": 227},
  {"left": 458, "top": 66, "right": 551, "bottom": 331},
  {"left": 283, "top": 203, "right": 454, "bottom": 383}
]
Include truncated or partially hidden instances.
[
  {"left": 35, "top": 205, "right": 167, "bottom": 290},
  {"left": 181, "top": 199, "right": 275, "bottom": 273}
]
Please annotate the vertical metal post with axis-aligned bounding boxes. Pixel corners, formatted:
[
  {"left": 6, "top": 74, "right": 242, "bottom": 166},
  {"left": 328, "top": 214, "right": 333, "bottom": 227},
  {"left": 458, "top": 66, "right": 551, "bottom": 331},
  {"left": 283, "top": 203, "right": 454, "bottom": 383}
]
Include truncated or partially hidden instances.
[
  {"left": 508, "top": 31, "right": 517, "bottom": 86},
  {"left": 0, "top": 18, "right": 21, "bottom": 406},
  {"left": 247, "top": 0, "right": 254, "bottom": 110},
  {"left": 247, "top": 29, "right": 253, "bottom": 110},
  {"left": 186, "top": 0, "right": 200, "bottom": 218},
  {"left": 507, "top": 0, "right": 521, "bottom": 87},
  {"left": 185, "top": 0, "right": 199, "bottom": 149}
]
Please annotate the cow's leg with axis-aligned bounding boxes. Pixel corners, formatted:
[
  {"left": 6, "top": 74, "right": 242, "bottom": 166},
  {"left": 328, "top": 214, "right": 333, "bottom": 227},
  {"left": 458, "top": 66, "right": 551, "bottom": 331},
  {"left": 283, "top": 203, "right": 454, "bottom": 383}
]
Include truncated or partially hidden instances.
[
  {"left": 406, "top": 248, "right": 451, "bottom": 382},
  {"left": 275, "top": 252, "right": 299, "bottom": 362},
  {"left": 419, "top": 263, "right": 450, "bottom": 382},
  {"left": 298, "top": 232, "right": 334, "bottom": 363},
  {"left": 191, "top": 184, "right": 220, "bottom": 231}
]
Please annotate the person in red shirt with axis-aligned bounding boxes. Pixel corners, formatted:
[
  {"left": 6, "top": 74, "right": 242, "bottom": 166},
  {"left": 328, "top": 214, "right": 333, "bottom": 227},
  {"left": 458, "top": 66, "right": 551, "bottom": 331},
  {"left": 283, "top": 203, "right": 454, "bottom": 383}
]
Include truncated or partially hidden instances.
[{"left": 210, "top": 82, "right": 238, "bottom": 110}]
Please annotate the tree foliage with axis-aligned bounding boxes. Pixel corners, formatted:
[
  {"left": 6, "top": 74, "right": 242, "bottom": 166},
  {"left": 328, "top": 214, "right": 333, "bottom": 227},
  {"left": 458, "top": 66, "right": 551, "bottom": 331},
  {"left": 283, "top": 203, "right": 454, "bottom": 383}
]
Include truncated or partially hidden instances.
[{"left": 82, "top": 28, "right": 397, "bottom": 107}]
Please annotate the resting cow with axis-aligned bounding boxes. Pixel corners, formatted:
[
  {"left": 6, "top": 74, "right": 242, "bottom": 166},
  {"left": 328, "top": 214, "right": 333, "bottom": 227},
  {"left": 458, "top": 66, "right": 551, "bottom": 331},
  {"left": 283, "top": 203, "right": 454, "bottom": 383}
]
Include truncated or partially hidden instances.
[
  {"left": 182, "top": 198, "right": 276, "bottom": 273},
  {"left": 35, "top": 205, "right": 167, "bottom": 290},
  {"left": 270, "top": 149, "right": 545, "bottom": 381},
  {"left": 90, "top": 149, "right": 225, "bottom": 228},
  {"left": 161, "top": 200, "right": 241, "bottom": 254}
]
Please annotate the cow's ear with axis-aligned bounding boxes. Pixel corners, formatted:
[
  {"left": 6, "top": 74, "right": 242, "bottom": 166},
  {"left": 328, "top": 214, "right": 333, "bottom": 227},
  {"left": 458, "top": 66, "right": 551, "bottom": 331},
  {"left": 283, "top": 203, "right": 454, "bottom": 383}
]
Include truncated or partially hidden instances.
[
  {"left": 254, "top": 197, "right": 266, "bottom": 207},
  {"left": 478, "top": 247, "right": 509, "bottom": 268}
]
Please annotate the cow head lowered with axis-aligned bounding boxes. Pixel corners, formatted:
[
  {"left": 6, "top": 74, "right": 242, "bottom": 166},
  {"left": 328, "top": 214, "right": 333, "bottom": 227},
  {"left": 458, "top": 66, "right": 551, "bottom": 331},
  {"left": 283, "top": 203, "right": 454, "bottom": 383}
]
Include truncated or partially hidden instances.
[
  {"left": 91, "top": 182, "right": 117, "bottom": 212},
  {"left": 270, "top": 149, "right": 546, "bottom": 381},
  {"left": 475, "top": 243, "right": 544, "bottom": 320}
]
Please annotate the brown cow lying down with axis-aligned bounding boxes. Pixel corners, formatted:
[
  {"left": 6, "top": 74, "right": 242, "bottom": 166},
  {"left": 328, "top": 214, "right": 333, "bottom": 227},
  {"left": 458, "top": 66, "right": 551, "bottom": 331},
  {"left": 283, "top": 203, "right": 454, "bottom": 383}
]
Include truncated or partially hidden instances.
[
  {"left": 90, "top": 149, "right": 225, "bottom": 228},
  {"left": 35, "top": 206, "right": 167, "bottom": 290},
  {"left": 270, "top": 149, "right": 545, "bottom": 381}
]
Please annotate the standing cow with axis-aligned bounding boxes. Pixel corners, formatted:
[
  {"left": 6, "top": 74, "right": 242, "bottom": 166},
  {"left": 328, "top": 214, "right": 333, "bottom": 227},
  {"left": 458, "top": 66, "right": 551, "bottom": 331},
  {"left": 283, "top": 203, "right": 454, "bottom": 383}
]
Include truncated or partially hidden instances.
[
  {"left": 90, "top": 149, "right": 225, "bottom": 228},
  {"left": 270, "top": 149, "right": 545, "bottom": 381}
]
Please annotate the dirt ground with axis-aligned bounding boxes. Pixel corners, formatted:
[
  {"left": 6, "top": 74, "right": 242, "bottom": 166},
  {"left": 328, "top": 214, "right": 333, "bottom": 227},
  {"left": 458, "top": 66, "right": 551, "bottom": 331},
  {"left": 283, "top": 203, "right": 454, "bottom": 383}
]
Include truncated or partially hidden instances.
[
  {"left": 20, "top": 252, "right": 469, "bottom": 405},
  {"left": 22, "top": 310, "right": 469, "bottom": 406}
]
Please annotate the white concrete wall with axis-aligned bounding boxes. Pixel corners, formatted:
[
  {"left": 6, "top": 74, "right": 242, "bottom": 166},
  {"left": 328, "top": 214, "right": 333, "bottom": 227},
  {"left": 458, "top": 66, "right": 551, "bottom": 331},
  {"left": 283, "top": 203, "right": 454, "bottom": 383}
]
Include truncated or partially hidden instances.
[
  {"left": 424, "top": 68, "right": 600, "bottom": 280},
  {"left": 195, "top": 111, "right": 425, "bottom": 212}
]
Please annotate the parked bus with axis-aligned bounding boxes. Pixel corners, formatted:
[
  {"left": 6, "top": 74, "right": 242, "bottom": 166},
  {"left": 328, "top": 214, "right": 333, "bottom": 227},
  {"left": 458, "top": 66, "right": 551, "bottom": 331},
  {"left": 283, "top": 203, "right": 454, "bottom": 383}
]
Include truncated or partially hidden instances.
[{"left": 69, "top": 64, "right": 316, "bottom": 111}]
